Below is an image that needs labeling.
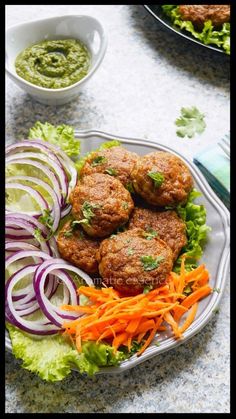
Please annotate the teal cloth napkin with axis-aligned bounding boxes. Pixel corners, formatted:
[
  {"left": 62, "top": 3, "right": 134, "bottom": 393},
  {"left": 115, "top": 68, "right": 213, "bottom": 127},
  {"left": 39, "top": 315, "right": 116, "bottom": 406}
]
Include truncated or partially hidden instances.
[{"left": 193, "top": 139, "right": 230, "bottom": 210}]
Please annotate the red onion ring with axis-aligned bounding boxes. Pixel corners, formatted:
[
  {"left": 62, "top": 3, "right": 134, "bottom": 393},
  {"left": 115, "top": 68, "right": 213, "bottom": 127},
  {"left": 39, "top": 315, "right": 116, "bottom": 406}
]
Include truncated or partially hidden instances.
[
  {"left": 6, "top": 139, "right": 77, "bottom": 194},
  {"left": 7, "top": 152, "right": 68, "bottom": 203},
  {"left": 5, "top": 264, "right": 60, "bottom": 335},
  {"left": 5, "top": 216, "right": 51, "bottom": 255},
  {"left": 6, "top": 175, "right": 61, "bottom": 232},
  {"left": 6, "top": 158, "right": 63, "bottom": 206},
  {"left": 6, "top": 182, "right": 49, "bottom": 217}
]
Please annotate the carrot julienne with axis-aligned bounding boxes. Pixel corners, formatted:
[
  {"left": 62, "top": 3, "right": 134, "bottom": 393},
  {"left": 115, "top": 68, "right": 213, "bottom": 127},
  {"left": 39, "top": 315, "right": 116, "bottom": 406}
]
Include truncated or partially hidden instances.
[{"left": 62, "top": 260, "right": 212, "bottom": 357}]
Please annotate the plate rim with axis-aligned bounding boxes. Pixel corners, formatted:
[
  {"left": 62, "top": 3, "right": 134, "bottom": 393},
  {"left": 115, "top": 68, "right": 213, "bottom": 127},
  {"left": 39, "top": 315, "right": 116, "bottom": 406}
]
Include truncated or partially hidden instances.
[
  {"left": 5, "top": 129, "right": 230, "bottom": 375},
  {"left": 143, "top": 4, "right": 228, "bottom": 55}
]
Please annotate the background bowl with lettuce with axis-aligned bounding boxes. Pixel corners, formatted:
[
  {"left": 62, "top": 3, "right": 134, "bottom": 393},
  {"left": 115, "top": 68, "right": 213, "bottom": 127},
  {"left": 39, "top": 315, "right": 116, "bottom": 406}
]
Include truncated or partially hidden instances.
[{"left": 144, "top": 5, "right": 230, "bottom": 55}]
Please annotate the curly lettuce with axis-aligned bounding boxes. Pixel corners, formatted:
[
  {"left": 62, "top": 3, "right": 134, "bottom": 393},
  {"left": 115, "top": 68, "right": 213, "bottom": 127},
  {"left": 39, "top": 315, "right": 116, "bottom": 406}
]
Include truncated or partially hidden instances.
[
  {"left": 28, "top": 121, "right": 80, "bottom": 159},
  {"left": 7, "top": 324, "right": 126, "bottom": 381},
  {"left": 162, "top": 5, "right": 230, "bottom": 55},
  {"left": 174, "top": 189, "right": 211, "bottom": 272}
]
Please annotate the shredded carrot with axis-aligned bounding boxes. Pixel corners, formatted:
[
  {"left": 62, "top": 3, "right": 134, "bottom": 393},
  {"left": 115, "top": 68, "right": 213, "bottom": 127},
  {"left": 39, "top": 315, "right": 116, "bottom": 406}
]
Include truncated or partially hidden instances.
[
  {"left": 62, "top": 260, "right": 212, "bottom": 357},
  {"left": 172, "top": 304, "right": 189, "bottom": 322},
  {"left": 181, "top": 285, "right": 212, "bottom": 309},
  {"left": 137, "top": 327, "right": 157, "bottom": 356},
  {"left": 164, "top": 311, "right": 182, "bottom": 338},
  {"left": 179, "top": 303, "right": 198, "bottom": 333}
]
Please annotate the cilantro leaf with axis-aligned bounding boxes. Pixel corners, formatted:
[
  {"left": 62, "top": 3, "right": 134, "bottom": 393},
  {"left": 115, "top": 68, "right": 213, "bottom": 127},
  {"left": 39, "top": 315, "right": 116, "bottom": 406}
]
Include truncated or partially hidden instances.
[
  {"left": 147, "top": 171, "right": 165, "bottom": 188},
  {"left": 63, "top": 220, "right": 85, "bottom": 238},
  {"left": 183, "top": 284, "right": 192, "bottom": 296},
  {"left": 33, "top": 227, "right": 43, "bottom": 242},
  {"left": 140, "top": 255, "right": 165, "bottom": 271},
  {"left": 80, "top": 201, "right": 100, "bottom": 225},
  {"left": 125, "top": 182, "right": 135, "bottom": 194},
  {"left": 127, "top": 248, "right": 134, "bottom": 256},
  {"left": 143, "top": 285, "right": 153, "bottom": 294},
  {"left": 38, "top": 209, "right": 53, "bottom": 230},
  {"left": 143, "top": 228, "right": 158, "bottom": 240},
  {"left": 175, "top": 107, "right": 206, "bottom": 138},
  {"left": 105, "top": 168, "right": 118, "bottom": 176},
  {"left": 91, "top": 156, "right": 107, "bottom": 167}
]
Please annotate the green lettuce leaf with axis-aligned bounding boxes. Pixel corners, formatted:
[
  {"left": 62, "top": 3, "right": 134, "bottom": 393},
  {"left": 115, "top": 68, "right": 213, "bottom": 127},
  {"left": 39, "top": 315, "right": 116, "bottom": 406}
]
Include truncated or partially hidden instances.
[
  {"left": 75, "top": 140, "right": 121, "bottom": 176},
  {"left": 28, "top": 121, "right": 80, "bottom": 159},
  {"left": 174, "top": 189, "right": 211, "bottom": 272},
  {"left": 162, "top": 5, "right": 230, "bottom": 55},
  {"left": 7, "top": 324, "right": 126, "bottom": 381}
]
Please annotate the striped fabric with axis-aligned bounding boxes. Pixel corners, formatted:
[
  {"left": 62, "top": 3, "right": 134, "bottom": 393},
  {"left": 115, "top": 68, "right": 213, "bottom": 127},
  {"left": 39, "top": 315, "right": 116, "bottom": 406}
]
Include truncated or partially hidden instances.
[{"left": 193, "top": 138, "right": 230, "bottom": 210}]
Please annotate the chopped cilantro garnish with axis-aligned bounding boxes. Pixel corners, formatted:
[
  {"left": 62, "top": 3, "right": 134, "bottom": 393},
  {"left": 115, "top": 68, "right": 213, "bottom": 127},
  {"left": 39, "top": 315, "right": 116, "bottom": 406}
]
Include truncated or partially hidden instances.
[
  {"left": 213, "top": 287, "right": 221, "bottom": 293},
  {"left": 127, "top": 248, "right": 134, "bottom": 256},
  {"left": 147, "top": 171, "right": 165, "bottom": 188},
  {"left": 183, "top": 284, "right": 192, "bottom": 296},
  {"left": 122, "top": 201, "right": 129, "bottom": 210},
  {"left": 64, "top": 221, "right": 85, "bottom": 238},
  {"left": 143, "top": 228, "right": 158, "bottom": 240},
  {"left": 105, "top": 168, "right": 118, "bottom": 176},
  {"left": 63, "top": 230, "right": 73, "bottom": 238},
  {"left": 91, "top": 156, "right": 107, "bottom": 167},
  {"left": 38, "top": 209, "right": 53, "bottom": 230},
  {"left": 80, "top": 201, "right": 100, "bottom": 225},
  {"left": 175, "top": 106, "right": 206, "bottom": 138},
  {"left": 143, "top": 285, "right": 153, "bottom": 294},
  {"left": 140, "top": 255, "right": 164, "bottom": 271},
  {"left": 125, "top": 182, "right": 135, "bottom": 194},
  {"left": 33, "top": 227, "right": 43, "bottom": 242}
]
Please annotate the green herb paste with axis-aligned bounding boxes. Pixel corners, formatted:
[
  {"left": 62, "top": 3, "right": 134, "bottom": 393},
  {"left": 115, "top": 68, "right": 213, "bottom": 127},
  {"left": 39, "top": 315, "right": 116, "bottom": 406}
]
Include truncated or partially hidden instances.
[{"left": 15, "top": 39, "right": 91, "bottom": 89}]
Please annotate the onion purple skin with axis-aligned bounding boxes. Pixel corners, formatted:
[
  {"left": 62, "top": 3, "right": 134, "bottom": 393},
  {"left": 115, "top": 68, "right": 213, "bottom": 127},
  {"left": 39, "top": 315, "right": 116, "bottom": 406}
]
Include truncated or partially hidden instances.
[
  {"left": 5, "top": 140, "right": 85, "bottom": 335},
  {"left": 5, "top": 264, "right": 60, "bottom": 335},
  {"left": 33, "top": 261, "right": 80, "bottom": 327},
  {"left": 6, "top": 139, "right": 77, "bottom": 208}
]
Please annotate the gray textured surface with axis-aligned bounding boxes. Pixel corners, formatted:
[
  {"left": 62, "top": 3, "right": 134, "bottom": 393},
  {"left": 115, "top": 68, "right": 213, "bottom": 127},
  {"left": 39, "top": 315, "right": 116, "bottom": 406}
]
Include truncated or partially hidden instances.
[{"left": 5, "top": 4, "right": 230, "bottom": 414}]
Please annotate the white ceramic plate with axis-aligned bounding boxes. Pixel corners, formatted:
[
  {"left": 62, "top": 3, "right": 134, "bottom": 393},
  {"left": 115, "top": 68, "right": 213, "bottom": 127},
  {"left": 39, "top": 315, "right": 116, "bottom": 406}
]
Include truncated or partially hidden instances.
[{"left": 5, "top": 130, "right": 230, "bottom": 375}]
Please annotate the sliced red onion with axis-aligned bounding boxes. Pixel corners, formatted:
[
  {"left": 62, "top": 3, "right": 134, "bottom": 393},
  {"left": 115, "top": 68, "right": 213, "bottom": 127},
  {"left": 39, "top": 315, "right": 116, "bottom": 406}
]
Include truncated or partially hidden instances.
[
  {"left": 6, "top": 175, "right": 61, "bottom": 232},
  {"left": 7, "top": 152, "right": 68, "bottom": 202},
  {"left": 6, "top": 158, "right": 63, "bottom": 206},
  {"left": 5, "top": 217, "right": 51, "bottom": 255},
  {"left": 5, "top": 228, "right": 34, "bottom": 240},
  {"left": 6, "top": 182, "right": 49, "bottom": 217},
  {"left": 6, "top": 249, "right": 52, "bottom": 270},
  {"left": 5, "top": 242, "right": 39, "bottom": 252},
  {"left": 6, "top": 139, "right": 78, "bottom": 194},
  {"left": 61, "top": 204, "right": 72, "bottom": 218},
  {"left": 5, "top": 264, "right": 59, "bottom": 334},
  {"left": 34, "top": 267, "right": 78, "bottom": 326},
  {"left": 7, "top": 261, "right": 57, "bottom": 316}
]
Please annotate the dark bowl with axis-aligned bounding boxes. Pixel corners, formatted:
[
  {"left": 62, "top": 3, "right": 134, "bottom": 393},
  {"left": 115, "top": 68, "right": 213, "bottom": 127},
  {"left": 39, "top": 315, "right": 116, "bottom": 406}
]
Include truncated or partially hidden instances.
[{"left": 144, "top": 4, "right": 228, "bottom": 55}]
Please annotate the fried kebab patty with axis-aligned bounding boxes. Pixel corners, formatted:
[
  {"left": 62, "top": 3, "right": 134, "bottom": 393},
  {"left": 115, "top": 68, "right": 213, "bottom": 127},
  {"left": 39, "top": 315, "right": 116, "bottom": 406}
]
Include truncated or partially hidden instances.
[
  {"left": 80, "top": 146, "right": 139, "bottom": 188},
  {"left": 96, "top": 228, "right": 173, "bottom": 295},
  {"left": 131, "top": 151, "right": 193, "bottom": 207},
  {"left": 57, "top": 220, "right": 101, "bottom": 275},
  {"left": 128, "top": 207, "right": 187, "bottom": 260},
  {"left": 179, "top": 5, "right": 230, "bottom": 28},
  {"left": 70, "top": 173, "right": 134, "bottom": 238}
]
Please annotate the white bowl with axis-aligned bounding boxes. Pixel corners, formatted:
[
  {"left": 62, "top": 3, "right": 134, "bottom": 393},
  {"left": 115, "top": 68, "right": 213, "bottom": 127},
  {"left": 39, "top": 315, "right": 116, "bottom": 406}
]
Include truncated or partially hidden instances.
[{"left": 6, "top": 15, "right": 107, "bottom": 105}]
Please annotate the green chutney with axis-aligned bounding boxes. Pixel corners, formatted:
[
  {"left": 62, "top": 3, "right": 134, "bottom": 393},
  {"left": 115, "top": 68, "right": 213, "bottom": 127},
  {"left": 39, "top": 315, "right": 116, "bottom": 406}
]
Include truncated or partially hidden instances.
[{"left": 15, "top": 39, "right": 91, "bottom": 89}]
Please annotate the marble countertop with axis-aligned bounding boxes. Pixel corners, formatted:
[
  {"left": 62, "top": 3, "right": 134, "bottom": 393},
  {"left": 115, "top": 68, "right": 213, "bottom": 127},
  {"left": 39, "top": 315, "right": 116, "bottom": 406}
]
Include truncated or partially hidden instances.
[{"left": 5, "top": 5, "right": 230, "bottom": 414}]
